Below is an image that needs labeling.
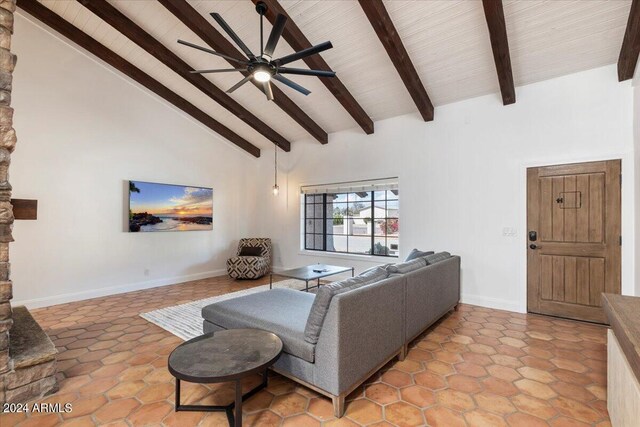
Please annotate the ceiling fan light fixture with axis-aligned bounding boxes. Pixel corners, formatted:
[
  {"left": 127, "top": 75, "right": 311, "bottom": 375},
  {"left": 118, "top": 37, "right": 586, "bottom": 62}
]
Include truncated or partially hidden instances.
[{"left": 254, "top": 69, "right": 272, "bottom": 82}]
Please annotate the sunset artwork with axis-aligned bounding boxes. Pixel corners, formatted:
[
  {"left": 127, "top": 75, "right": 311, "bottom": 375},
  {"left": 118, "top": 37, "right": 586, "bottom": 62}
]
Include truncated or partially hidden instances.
[{"left": 128, "top": 181, "right": 213, "bottom": 232}]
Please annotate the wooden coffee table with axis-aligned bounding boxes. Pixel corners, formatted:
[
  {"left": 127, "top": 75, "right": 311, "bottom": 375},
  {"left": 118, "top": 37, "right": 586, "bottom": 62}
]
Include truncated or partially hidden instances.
[
  {"left": 168, "top": 329, "right": 283, "bottom": 427},
  {"left": 271, "top": 264, "right": 355, "bottom": 292}
]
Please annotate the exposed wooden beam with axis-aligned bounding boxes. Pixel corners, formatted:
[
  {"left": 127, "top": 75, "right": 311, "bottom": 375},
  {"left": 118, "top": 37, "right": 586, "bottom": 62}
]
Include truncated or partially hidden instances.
[
  {"left": 252, "top": 0, "right": 374, "bottom": 135},
  {"left": 77, "top": 0, "right": 290, "bottom": 152},
  {"left": 358, "top": 0, "right": 434, "bottom": 121},
  {"left": 17, "top": 0, "right": 261, "bottom": 157},
  {"left": 618, "top": 0, "right": 640, "bottom": 81},
  {"left": 11, "top": 199, "right": 37, "bottom": 220},
  {"left": 482, "top": 0, "right": 516, "bottom": 105},
  {"left": 159, "top": 0, "right": 328, "bottom": 144}
]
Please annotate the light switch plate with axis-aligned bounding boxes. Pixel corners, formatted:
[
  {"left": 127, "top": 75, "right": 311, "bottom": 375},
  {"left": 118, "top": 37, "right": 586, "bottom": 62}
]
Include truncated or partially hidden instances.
[{"left": 502, "top": 227, "right": 516, "bottom": 236}]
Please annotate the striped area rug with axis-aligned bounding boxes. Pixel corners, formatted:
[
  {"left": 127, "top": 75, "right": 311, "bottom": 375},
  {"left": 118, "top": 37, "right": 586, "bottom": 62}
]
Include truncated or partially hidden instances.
[{"left": 140, "top": 279, "right": 308, "bottom": 341}]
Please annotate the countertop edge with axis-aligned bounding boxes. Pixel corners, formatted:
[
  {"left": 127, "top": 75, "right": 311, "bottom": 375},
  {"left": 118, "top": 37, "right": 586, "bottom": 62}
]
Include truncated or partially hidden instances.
[{"left": 602, "top": 293, "right": 640, "bottom": 381}]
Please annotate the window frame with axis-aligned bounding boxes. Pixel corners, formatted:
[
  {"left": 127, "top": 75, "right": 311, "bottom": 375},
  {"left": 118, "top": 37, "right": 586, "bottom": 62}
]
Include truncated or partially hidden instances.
[{"left": 303, "top": 190, "right": 399, "bottom": 258}]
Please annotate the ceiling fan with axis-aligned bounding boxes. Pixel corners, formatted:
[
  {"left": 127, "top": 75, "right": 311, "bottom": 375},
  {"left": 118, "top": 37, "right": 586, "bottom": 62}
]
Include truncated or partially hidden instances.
[{"left": 177, "top": 1, "right": 336, "bottom": 101}]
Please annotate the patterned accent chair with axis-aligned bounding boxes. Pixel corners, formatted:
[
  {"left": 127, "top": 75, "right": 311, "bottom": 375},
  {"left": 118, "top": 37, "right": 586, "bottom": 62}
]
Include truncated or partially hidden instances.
[{"left": 227, "top": 238, "right": 273, "bottom": 279}]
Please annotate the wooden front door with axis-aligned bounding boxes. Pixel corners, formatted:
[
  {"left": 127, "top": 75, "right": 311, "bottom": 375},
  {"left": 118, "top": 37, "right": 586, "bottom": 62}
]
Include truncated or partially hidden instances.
[{"left": 527, "top": 160, "right": 621, "bottom": 323}]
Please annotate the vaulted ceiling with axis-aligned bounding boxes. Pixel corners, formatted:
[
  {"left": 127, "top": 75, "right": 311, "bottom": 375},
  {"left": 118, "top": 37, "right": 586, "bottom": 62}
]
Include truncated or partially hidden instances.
[{"left": 16, "top": 0, "right": 636, "bottom": 157}]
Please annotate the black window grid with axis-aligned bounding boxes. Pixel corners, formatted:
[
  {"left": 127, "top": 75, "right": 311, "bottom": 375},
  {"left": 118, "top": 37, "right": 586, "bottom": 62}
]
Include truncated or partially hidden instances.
[{"left": 304, "top": 191, "right": 398, "bottom": 257}]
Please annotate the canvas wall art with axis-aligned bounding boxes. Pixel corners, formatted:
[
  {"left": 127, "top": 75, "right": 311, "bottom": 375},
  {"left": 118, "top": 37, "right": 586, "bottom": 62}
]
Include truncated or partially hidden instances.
[{"left": 128, "top": 181, "right": 213, "bottom": 232}]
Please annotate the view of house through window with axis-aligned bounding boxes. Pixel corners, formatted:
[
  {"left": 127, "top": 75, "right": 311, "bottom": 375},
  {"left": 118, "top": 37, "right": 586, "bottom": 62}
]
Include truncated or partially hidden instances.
[{"left": 304, "top": 188, "right": 399, "bottom": 257}]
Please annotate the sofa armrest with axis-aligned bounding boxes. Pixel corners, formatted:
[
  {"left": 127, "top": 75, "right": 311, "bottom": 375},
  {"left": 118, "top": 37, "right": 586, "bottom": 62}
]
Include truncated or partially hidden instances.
[
  {"left": 312, "top": 275, "right": 405, "bottom": 396},
  {"left": 405, "top": 255, "right": 460, "bottom": 342}
]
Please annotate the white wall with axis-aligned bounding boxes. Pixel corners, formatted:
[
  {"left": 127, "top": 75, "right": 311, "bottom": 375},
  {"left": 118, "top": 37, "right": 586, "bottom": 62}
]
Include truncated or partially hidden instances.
[
  {"left": 10, "top": 15, "right": 261, "bottom": 307},
  {"left": 258, "top": 65, "right": 635, "bottom": 313}
]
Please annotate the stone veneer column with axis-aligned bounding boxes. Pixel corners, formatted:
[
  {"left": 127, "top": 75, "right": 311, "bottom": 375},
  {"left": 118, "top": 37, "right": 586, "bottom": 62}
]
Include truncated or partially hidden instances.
[{"left": 0, "top": 0, "right": 18, "bottom": 404}]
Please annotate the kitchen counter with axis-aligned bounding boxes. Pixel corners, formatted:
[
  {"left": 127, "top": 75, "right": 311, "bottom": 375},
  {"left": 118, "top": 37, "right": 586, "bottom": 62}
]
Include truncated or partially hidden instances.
[{"left": 602, "top": 293, "right": 640, "bottom": 426}]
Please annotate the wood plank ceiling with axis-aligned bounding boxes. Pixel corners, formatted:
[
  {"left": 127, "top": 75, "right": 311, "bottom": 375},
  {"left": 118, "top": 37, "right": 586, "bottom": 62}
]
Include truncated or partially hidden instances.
[
  {"left": 15, "top": 0, "right": 634, "bottom": 156},
  {"left": 358, "top": 0, "right": 434, "bottom": 121}
]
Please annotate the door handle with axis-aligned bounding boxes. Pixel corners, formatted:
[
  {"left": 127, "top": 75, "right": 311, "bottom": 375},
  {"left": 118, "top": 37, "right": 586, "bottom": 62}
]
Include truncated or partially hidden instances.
[{"left": 529, "top": 244, "right": 537, "bottom": 250}]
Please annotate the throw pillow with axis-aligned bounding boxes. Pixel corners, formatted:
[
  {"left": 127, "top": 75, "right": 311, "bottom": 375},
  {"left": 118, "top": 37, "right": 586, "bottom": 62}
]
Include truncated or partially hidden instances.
[
  {"left": 424, "top": 252, "right": 452, "bottom": 265},
  {"left": 239, "top": 246, "right": 262, "bottom": 257},
  {"left": 405, "top": 249, "right": 435, "bottom": 262},
  {"left": 358, "top": 265, "right": 390, "bottom": 283},
  {"left": 386, "top": 258, "right": 427, "bottom": 274}
]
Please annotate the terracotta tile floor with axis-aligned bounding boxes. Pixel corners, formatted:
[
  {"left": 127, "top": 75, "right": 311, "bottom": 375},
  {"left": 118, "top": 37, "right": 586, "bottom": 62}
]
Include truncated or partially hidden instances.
[{"left": 0, "top": 275, "right": 611, "bottom": 426}]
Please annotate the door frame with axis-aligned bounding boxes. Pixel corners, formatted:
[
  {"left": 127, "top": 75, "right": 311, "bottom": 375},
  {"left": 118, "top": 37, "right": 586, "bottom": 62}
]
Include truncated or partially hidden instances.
[{"left": 525, "top": 159, "right": 622, "bottom": 322}]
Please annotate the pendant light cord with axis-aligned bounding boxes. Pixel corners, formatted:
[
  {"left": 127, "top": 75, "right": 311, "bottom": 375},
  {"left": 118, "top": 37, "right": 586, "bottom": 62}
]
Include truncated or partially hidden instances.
[{"left": 274, "top": 145, "right": 278, "bottom": 185}]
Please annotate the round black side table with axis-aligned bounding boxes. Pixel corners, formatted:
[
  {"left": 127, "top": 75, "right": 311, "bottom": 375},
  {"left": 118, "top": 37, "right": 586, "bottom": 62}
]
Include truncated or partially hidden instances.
[{"left": 168, "top": 329, "right": 283, "bottom": 427}]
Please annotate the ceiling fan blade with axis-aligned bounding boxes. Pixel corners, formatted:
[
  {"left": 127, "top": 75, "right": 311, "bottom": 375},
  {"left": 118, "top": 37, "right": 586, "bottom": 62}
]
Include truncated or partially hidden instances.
[
  {"left": 263, "top": 81, "right": 274, "bottom": 101},
  {"left": 177, "top": 40, "right": 247, "bottom": 65},
  {"left": 263, "top": 14, "right": 287, "bottom": 59},
  {"left": 277, "top": 67, "right": 336, "bottom": 78},
  {"left": 227, "top": 75, "right": 253, "bottom": 93},
  {"left": 274, "top": 41, "right": 333, "bottom": 66},
  {"left": 190, "top": 68, "right": 248, "bottom": 74},
  {"left": 210, "top": 13, "right": 255, "bottom": 59},
  {"left": 273, "top": 74, "right": 311, "bottom": 96}
]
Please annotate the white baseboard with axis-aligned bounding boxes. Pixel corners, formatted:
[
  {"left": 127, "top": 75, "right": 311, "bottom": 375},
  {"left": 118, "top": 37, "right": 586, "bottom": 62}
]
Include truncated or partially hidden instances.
[
  {"left": 12, "top": 269, "right": 228, "bottom": 309},
  {"left": 461, "top": 293, "right": 525, "bottom": 313}
]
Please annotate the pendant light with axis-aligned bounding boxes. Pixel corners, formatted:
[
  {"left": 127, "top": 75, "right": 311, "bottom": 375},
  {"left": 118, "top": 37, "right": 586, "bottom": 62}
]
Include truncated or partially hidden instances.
[{"left": 272, "top": 144, "right": 279, "bottom": 196}]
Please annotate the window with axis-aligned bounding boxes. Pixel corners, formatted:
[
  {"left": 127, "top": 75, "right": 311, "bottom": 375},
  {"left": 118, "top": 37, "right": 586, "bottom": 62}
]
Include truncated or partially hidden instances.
[{"left": 303, "top": 189, "right": 399, "bottom": 257}]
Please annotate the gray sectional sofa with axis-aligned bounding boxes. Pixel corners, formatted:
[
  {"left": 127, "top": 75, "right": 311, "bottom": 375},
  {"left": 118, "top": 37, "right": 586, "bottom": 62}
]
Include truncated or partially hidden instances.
[{"left": 202, "top": 251, "right": 460, "bottom": 417}]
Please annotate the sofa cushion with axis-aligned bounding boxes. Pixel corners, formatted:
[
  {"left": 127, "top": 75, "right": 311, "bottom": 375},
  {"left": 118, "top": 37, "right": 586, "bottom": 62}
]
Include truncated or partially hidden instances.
[
  {"left": 386, "top": 258, "right": 427, "bottom": 274},
  {"left": 404, "top": 249, "right": 435, "bottom": 262},
  {"left": 201, "top": 288, "right": 316, "bottom": 362},
  {"left": 424, "top": 252, "right": 452, "bottom": 265},
  {"left": 357, "top": 265, "right": 390, "bottom": 282},
  {"left": 303, "top": 268, "right": 388, "bottom": 345}
]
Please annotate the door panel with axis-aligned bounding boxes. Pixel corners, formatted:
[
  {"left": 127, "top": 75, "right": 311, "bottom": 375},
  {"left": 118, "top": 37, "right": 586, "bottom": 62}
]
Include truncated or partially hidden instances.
[
  {"left": 576, "top": 174, "right": 590, "bottom": 242},
  {"left": 552, "top": 255, "right": 564, "bottom": 301},
  {"left": 539, "top": 255, "right": 605, "bottom": 306},
  {"left": 540, "top": 178, "right": 552, "bottom": 241},
  {"left": 539, "top": 173, "right": 605, "bottom": 243},
  {"left": 564, "top": 176, "right": 577, "bottom": 242},
  {"left": 564, "top": 256, "right": 576, "bottom": 304},
  {"left": 589, "top": 174, "right": 604, "bottom": 243},
  {"left": 551, "top": 177, "right": 564, "bottom": 241},
  {"left": 527, "top": 160, "right": 621, "bottom": 323},
  {"left": 576, "top": 257, "right": 590, "bottom": 306}
]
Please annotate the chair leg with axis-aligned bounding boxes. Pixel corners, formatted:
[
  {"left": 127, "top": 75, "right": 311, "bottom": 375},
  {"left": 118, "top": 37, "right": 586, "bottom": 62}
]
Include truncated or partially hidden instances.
[
  {"left": 399, "top": 344, "right": 408, "bottom": 361},
  {"left": 332, "top": 395, "right": 345, "bottom": 418}
]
